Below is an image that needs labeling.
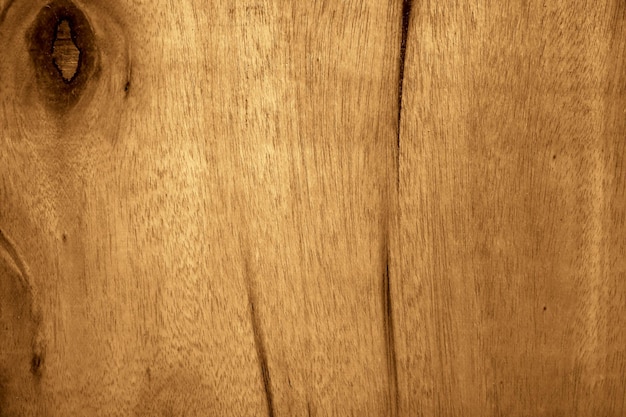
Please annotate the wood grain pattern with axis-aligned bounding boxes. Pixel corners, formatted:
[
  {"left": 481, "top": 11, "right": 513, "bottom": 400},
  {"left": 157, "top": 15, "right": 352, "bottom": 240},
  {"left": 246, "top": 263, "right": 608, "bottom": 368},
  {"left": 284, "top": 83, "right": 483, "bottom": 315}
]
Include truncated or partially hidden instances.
[
  {"left": 1, "top": 0, "right": 625, "bottom": 415},
  {"left": 1, "top": 0, "right": 403, "bottom": 415},
  {"left": 395, "top": 0, "right": 626, "bottom": 415}
]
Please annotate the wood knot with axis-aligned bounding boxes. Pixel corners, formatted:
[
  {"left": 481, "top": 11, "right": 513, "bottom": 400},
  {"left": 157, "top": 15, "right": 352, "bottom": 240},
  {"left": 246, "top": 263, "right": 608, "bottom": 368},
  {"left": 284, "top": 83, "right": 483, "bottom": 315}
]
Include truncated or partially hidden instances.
[
  {"left": 26, "top": 0, "right": 98, "bottom": 112},
  {"left": 52, "top": 19, "right": 80, "bottom": 82}
]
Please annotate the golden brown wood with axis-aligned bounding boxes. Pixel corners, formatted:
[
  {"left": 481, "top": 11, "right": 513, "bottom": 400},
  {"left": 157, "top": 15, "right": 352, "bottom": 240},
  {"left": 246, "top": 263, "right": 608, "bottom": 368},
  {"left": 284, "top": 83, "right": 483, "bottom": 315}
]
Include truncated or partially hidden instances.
[
  {"left": 1, "top": 0, "right": 403, "bottom": 415},
  {"left": 395, "top": 1, "right": 626, "bottom": 415},
  {"left": 1, "top": 0, "right": 626, "bottom": 415}
]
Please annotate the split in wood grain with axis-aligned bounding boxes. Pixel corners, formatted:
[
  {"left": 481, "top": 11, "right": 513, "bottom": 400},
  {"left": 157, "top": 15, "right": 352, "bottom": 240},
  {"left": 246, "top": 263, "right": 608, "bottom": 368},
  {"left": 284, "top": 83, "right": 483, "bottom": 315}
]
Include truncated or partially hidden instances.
[
  {"left": 383, "top": 2, "right": 413, "bottom": 415},
  {"left": 245, "top": 263, "right": 275, "bottom": 417},
  {"left": 396, "top": 0, "right": 413, "bottom": 150},
  {"left": 382, "top": 260, "right": 399, "bottom": 417}
]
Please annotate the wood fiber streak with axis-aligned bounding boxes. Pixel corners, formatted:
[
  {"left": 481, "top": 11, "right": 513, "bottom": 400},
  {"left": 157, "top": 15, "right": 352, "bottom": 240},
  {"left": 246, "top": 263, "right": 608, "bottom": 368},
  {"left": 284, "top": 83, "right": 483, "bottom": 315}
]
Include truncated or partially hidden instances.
[
  {"left": 395, "top": 0, "right": 626, "bottom": 416},
  {"left": 1, "top": 0, "right": 402, "bottom": 416}
]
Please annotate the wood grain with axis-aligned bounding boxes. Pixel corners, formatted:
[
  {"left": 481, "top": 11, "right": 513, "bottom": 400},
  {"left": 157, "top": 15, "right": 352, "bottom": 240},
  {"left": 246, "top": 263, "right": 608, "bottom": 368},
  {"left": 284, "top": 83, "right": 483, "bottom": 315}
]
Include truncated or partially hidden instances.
[
  {"left": 1, "top": 0, "right": 625, "bottom": 415},
  {"left": 1, "top": 0, "right": 403, "bottom": 415},
  {"left": 395, "top": 0, "right": 626, "bottom": 415}
]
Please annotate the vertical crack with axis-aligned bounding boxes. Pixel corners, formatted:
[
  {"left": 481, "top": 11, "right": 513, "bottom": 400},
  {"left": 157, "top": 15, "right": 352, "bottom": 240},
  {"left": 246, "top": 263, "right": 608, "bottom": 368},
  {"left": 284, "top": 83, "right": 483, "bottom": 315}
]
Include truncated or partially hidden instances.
[
  {"left": 245, "top": 262, "right": 275, "bottom": 417},
  {"left": 396, "top": 0, "right": 413, "bottom": 189},
  {"left": 383, "top": 256, "right": 399, "bottom": 417},
  {"left": 386, "top": 1, "right": 413, "bottom": 414},
  {"left": 397, "top": 0, "right": 413, "bottom": 137}
]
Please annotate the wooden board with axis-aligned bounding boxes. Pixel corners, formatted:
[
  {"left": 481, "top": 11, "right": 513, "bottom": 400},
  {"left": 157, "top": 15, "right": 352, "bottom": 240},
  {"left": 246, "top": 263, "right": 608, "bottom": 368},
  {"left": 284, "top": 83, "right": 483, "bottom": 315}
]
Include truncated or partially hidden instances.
[
  {"left": 1, "top": 0, "right": 625, "bottom": 415},
  {"left": 395, "top": 0, "right": 626, "bottom": 415},
  {"left": 1, "top": 0, "right": 403, "bottom": 415}
]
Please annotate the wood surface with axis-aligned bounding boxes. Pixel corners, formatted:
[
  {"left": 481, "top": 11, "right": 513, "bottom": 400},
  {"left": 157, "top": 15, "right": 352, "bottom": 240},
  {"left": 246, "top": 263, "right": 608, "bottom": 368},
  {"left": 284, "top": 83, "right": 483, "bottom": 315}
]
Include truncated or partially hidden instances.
[
  {"left": 395, "top": 1, "right": 626, "bottom": 415},
  {"left": 1, "top": 0, "right": 624, "bottom": 416}
]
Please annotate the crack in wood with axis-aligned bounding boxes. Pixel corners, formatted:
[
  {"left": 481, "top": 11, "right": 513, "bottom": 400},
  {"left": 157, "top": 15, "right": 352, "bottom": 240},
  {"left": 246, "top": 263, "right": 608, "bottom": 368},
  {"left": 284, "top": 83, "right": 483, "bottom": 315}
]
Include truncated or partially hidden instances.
[
  {"left": 245, "top": 262, "right": 275, "bottom": 417},
  {"left": 385, "top": 1, "right": 412, "bottom": 414},
  {"left": 383, "top": 256, "right": 399, "bottom": 417},
  {"left": 396, "top": 0, "right": 413, "bottom": 190}
]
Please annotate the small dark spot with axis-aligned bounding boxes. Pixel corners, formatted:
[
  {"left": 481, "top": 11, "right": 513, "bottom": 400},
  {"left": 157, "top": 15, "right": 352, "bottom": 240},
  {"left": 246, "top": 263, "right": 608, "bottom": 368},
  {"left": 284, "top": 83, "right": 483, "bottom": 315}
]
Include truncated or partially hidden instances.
[
  {"left": 552, "top": 155, "right": 557, "bottom": 160},
  {"left": 62, "top": 232, "right": 67, "bottom": 242},
  {"left": 543, "top": 306, "right": 547, "bottom": 311},
  {"left": 124, "top": 80, "right": 130, "bottom": 93},
  {"left": 31, "top": 353, "right": 42, "bottom": 376},
  {"left": 145, "top": 366, "right": 151, "bottom": 381}
]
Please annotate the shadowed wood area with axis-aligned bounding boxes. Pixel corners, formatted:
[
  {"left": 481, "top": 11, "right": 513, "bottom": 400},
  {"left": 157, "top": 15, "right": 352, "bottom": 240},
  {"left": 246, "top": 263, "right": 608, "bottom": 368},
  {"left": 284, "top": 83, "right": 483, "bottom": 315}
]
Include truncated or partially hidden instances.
[
  {"left": 0, "top": 0, "right": 625, "bottom": 416},
  {"left": 394, "top": 0, "right": 626, "bottom": 415}
]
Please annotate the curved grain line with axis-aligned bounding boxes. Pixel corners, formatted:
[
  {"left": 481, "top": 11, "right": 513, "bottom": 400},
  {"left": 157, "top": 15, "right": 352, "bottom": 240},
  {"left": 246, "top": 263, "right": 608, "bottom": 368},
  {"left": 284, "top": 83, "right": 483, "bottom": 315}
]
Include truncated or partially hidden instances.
[
  {"left": 0, "top": 228, "right": 33, "bottom": 293},
  {"left": 0, "top": 0, "right": 16, "bottom": 25}
]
